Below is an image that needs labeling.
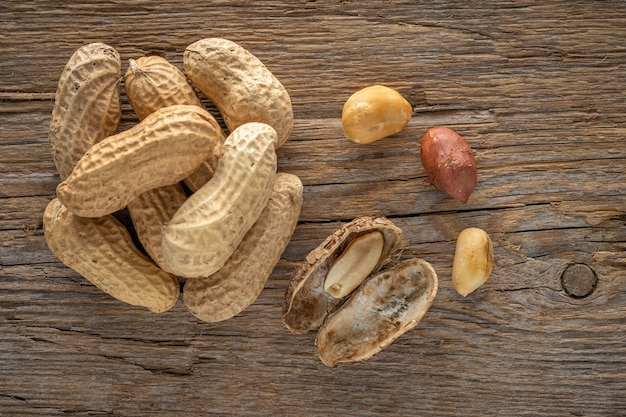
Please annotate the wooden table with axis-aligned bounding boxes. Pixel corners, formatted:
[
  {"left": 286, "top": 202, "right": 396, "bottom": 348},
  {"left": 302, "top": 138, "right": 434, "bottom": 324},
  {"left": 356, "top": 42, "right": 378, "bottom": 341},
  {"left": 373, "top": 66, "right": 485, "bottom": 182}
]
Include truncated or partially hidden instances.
[{"left": 1, "top": 1, "right": 625, "bottom": 415}]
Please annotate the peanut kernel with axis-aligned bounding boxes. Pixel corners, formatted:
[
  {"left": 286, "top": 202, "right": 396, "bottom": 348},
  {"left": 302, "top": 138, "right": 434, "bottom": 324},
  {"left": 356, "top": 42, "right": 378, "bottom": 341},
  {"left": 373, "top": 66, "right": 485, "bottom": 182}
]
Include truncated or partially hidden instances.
[
  {"left": 452, "top": 227, "right": 494, "bottom": 297},
  {"left": 324, "top": 231, "right": 385, "bottom": 299},
  {"left": 342, "top": 85, "right": 412, "bottom": 144}
]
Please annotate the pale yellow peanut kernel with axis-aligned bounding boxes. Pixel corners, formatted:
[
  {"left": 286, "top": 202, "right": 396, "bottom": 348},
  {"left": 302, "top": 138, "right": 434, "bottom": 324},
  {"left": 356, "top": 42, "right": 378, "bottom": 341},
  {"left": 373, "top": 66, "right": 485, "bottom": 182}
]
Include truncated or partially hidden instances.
[
  {"left": 323, "top": 231, "right": 385, "bottom": 299},
  {"left": 452, "top": 227, "right": 494, "bottom": 297},
  {"left": 342, "top": 85, "right": 412, "bottom": 144}
]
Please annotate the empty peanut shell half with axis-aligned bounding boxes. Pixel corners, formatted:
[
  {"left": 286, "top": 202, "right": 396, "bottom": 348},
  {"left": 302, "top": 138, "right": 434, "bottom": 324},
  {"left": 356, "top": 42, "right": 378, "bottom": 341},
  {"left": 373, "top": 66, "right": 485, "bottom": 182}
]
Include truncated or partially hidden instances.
[
  {"left": 316, "top": 257, "right": 438, "bottom": 367},
  {"left": 282, "top": 216, "right": 403, "bottom": 334}
]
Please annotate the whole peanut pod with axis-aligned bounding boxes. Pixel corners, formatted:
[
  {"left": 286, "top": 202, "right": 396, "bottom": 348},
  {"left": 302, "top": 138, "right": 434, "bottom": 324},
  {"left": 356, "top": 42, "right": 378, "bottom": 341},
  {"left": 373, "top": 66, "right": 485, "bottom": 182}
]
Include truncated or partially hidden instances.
[
  {"left": 124, "top": 55, "right": 203, "bottom": 120},
  {"left": 49, "top": 43, "right": 121, "bottom": 179},
  {"left": 123, "top": 55, "right": 226, "bottom": 191},
  {"left": 162, "top": 122, "right": 278, "bottom": 278},
  {"left": 183, "top": 173, "right": 303, "bottom": 322},
  {"left": 56, "top": 105, "right": 222, "bottom": 218},
  {"left": 184, "top": 37, "right": 293, "bottom": 147},
  {"left": 43, "top": 198, "right": 180, "bottom": 313}
]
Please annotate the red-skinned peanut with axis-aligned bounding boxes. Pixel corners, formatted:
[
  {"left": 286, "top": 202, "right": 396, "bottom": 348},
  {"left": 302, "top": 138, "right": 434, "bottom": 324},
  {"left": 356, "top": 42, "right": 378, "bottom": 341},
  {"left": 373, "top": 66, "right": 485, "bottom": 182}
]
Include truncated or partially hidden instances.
[{"left": 420, "top": 126, "right": 477, "bottom": 203}]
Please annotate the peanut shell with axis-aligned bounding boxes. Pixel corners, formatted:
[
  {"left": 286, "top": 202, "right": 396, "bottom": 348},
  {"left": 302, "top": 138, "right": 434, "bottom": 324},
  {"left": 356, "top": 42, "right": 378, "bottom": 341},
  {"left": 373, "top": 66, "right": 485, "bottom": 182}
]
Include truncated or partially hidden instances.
[
  {"left": 184, "top": 37, "right": 293, "bottom": 147},
  {"left": 56, "top": 104, "right": 221, "bottom": 218},
  {"left": 43, "top": 198, "right": 179, "bottom": 313},
  {"left": 49, "top": 43, "right": 121, "bottom": 180},
  {"left": 126, "top": 183, "right": 188, "bottom": 274},
  {"left": 124, "top": 55, "right": 204, "bottom": 120},
  {"left": 123, "top": 55, "right": 225, "bottom": 191},
  {"left": 282, "top": 216, "right": 403, "bottom": 334},
  {"left": 161, "top": 122, "right": 278, "bottom": 278},
  {"left": 183, "top": 173, "right": 303, "bottom": 322},
  {"left": 316, "top": 258, "right": 438, "bottom": 367}
]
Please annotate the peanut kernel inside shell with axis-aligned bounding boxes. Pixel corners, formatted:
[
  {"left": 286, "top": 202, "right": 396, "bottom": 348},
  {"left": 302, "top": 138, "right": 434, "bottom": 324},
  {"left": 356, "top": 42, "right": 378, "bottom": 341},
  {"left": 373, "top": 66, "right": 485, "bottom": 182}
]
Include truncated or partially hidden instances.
[{"left": 323, "top": 231, "right": 385, "bottom": 299}]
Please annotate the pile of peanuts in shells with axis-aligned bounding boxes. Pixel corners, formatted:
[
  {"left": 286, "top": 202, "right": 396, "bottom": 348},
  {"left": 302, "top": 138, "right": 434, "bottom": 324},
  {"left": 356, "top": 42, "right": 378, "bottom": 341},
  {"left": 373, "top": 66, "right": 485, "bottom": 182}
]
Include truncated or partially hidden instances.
[{"left": 44, "top": 38, "right": 494, "bottom": 367}]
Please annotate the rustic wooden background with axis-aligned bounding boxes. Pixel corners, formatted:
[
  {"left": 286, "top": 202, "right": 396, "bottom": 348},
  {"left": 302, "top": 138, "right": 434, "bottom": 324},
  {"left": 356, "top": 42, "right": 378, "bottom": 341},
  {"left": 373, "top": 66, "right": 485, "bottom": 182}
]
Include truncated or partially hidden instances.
[{"left": 1, "top": 1, "right": 625, "bottom": 416}]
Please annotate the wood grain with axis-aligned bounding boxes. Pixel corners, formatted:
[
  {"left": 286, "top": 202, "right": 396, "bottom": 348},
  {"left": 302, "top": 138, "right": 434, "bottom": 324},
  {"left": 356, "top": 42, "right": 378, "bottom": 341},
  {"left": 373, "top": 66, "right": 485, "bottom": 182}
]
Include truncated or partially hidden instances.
[{"left": 1, "top": 1, "right": 625, "bottom": 416}]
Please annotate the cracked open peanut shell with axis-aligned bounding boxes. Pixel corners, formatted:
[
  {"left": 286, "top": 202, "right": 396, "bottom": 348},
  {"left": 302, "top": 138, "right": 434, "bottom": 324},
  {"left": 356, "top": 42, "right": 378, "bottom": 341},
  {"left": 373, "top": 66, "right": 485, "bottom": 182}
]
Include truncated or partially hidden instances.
[
  {"left": 316, "top": 257, "right": 438, "bottom": 367},
  {"left": 282, "top": 216, "right": 403, "bottom": 334}
]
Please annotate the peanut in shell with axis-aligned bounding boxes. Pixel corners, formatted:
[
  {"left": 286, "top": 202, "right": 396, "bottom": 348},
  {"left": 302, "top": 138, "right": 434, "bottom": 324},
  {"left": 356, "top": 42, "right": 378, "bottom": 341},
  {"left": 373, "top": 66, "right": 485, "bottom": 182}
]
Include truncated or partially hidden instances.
[
  {"left": 126, "top": 183, "right": 188, "bottom": 275},
  {"left": 124, "top": 55, "right": 203, "bottom": 120},
  {"left": 282, "top": 216, "right": 403, "bottom": 334},
  {"left": 56, "top": 104, "right": 222, "bottom": 218},
  {"left": 43, "top": 198, "right": 180, "bottom": 313},
  {"left": 49, "top": 42, "right": 121, "bottom": 180},
  {"left": 184, "top": 37, "right": 293, "bottom": 147},
  {"left": 161, "top": 122, "right": 278, "bottom": 278},
  {"left": 316, "top": 257, "right": 438, "bottom": 367},
  {"left": 183, "top": 173, "right": 303, "bottom": 322}
]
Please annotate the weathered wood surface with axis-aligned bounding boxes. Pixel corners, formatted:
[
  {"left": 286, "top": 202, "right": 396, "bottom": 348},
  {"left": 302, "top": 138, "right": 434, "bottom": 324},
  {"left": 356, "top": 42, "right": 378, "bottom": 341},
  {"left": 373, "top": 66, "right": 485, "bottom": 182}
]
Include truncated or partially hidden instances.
[{"left": 1, "top": 1, "right": 625, "bottom": 416}]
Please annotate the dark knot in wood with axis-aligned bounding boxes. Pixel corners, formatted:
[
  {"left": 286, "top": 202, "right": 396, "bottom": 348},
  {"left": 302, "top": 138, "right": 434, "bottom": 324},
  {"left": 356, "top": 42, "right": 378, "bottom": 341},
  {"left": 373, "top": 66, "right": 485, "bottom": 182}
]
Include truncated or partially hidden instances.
[{"left": 561, "top": 263, "right": 598, "bottom": 298}]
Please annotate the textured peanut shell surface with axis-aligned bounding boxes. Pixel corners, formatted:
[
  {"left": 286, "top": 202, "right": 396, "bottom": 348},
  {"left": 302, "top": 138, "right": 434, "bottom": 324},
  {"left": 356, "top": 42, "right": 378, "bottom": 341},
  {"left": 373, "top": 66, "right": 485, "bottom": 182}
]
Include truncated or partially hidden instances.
[
  {"left": 124, "top": 54, "right": 226, "bottom": 191},
  {"left": 184, "top": 37, "right": 293, "bottom": 147},
  {"left": 124, "top": 55, "right": 203, "bottom": 120},
  {"left": 282, "top": 216, "right": 403, "bottom": 334},
  {"left": 183, "top": 173, "right": 303, "bottom": 322},
  {"left": 49, "top": 42, "right": 121, "bottom": 180},
  {"left": 161, "top": 122, "right": 278, "bottom": 278},
  {"left": 56, "top": 104, "right": 221, "bottom": 218},
  {"left": 43, "top": 198, "right": 180, "bottom": 313},
  {"left": 123, "top": 55, "right": 225, "bottom": 269},
  {"left": 127, "top": 183, "right": 188, "bottom": 275},
  {"left": 316, "top": 258, "right": 438, "bottom": 367}
]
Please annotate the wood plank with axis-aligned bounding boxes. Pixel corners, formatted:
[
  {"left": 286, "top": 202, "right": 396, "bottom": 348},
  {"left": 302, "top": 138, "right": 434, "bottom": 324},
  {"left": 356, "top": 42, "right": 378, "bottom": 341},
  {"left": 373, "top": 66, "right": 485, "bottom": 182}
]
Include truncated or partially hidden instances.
[{"left": 0, "top": 1, "right": 625, "bottom": 416}]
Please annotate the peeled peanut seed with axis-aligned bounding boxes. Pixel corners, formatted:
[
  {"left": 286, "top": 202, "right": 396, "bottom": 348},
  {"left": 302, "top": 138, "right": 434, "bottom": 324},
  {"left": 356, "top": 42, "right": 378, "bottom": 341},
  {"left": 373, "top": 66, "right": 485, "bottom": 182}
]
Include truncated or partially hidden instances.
[
  {"left": 282, "top": 216, "right": 403, "bottom": 334},
  {"left": 452, "top": 227, "right": 494, "bottom": 297},
  {"left": 43, "top": 198, "right": 179, "bottom": 313},
  {"left": 324, "top": 231, "right": 385, "bottom": 299},
  {"left": 184, "top": 37, "right": 293, "bottom": 147},
  {"left": 49, "top": 43, "right": 121, "bottom": 179},
  {"left": 342, "top": 85, "right": 412, "bottom": 144},
  {"left": 183, "top": 173, "right": 303, "bottom": 322},
  {"left": 316, "top": 258, "right": 438, "bottom": 367},
  {"left": 56, "top": 104, "right": 221, "bottom": 218},
  {"left": 420, "top": 126, "right": 477, "bottom": 203},
  {"left": 161, "top": 122, "right": 278, "bottom": 278}
]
